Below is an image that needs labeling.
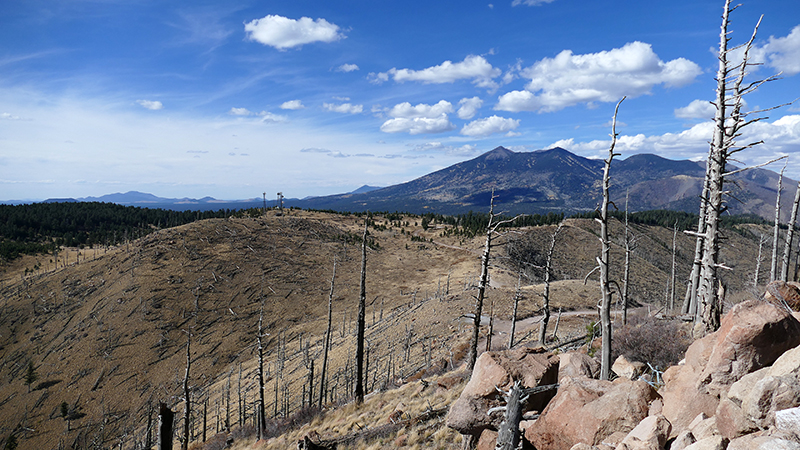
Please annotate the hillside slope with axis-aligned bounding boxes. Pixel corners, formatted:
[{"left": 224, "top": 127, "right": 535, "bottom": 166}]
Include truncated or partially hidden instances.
[{"left": 0, "top": 210, "right": 769, "bottom": 449}]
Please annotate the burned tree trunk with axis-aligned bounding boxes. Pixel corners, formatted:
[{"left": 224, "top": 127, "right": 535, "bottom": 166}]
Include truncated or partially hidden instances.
[
  {"left": 181, "top": 334, "right": 191, "bottom": 450},
  {"left": 319, "top": 258, "right": 336, "bottom": 408},
  {"left": 355, "top": 219, "right": 368, "bottom": 404},
  {"left": 467, "top": 192, "right": 497, "bottom": 372},
  {"left": 539, "top": 222, "right": 563, "bottom": 346},
  {"left": 256, "top": 301, "right": 267, "bottom": 440},
  {"left": 494, "top": 382, "right": 525, "bottom": 450},
  {"left": 508, "top": 271, "right": 522, "bottom": 350},
  {"left": 158, "top": 402, "right": 174, "bottom": 450}
]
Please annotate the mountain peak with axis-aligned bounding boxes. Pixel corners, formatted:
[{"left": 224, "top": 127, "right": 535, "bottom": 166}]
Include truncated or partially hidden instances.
[{"left": 484, "top": 146, "right": 515, "bottom": 161}]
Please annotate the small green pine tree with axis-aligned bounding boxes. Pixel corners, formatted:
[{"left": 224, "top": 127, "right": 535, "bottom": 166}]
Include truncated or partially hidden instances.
[
  {"left": 23, "top": 361, "right": 37, "bottom": 393},
  {"left": 4, "top": 435, "right": 18, "bottom": 450}
]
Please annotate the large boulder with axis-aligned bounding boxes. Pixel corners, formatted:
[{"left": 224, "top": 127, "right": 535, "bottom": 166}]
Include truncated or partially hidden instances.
[
  {"left": 524, "top": 377, "right": 659, "bottom": 450},
  {"left": 613, "top": 414, "right": 671, "bottom": 450},
  {"left": 660, "top": 363, "right": 719, "bottom": 437},
  {"left": 611, "top": 355, "right": 646, "bottom": 381},
  {"left": 696, "top": 299, "right": 800, "bottom": 396},
  {"left": 559, "top": 351, "right": 601, "bottom": 380},
  {"left": 727, "top": 433, "right": 800, "bottom": 450},
  {"left": 445, "top": 347, "right": 558, "bottom": 436}
]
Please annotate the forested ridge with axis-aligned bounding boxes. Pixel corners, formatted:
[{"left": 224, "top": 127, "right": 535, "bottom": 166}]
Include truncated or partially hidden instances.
[
  {"left": 0, "top": 202, "right": 774, "bottom": 263},
  {"left": 0, "top": 202, "right": 235, "bottom": 260}
]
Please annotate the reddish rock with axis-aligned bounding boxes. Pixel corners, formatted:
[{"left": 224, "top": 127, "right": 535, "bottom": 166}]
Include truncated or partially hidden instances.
[
  {"left": 660, "top": 364, "right": 719, "bottom": 439},
  {"left": 764, "top": 280, "right": 800, "bottom": 311},
  {"left": 476, "top": 429, "right": 498, "bottom": 450},
  {"left": 446, "top": 347, "right": 558, "bottom": 434},
  {"left": 696, "top": 299, "right": 800, "bottom": 396},
  {"left": 728, "top": 433, "right": 800, "bottom": 450},
  {"left": 525, "top": 377, "right": 659, "bottom": 450},
  {"left": 612, "top": 355, "right": 646, "bottom": 380},
  {"left": 614, "top": 414, "right": 671, "bottom": 450},
  {"left": 715, "top": 397, "right": 757, "bottom": 440},
  {"left": 559, "top": 351, "right": 601, "bottom": 380}
]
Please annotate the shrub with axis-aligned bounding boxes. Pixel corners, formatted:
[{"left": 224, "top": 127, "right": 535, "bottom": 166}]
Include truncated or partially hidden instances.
[{"left": 612, "top": 313, "right": 691, "bottom": 371}]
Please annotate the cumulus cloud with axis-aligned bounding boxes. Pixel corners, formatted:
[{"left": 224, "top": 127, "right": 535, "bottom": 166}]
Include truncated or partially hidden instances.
[
  {"left": 495, "top": 41, "right": 702, "bottom": 113},
  {"left": 461, "top": 115, "right": 520, "bottom": 137},
  {"left": 323, "top": 103, "right": 363, "bottom": 114},
  {"left": 280, "top": 100, "right": 305, "bottom": 110},
  {"left": 758, "top": 25, "right": 800, "bottom": 76},
  {"left": 380, "top": 100, "right": 457, "bottom": 135},
  {"left": 1, "top": 112, "right": 22, "bottom": 120},
  {"left": 259, "top": 111, "right": 287, "bottom": 122},
  {"left": 380, "top": 116, "right": 455, "bottom": 135},
  {"left": 336, "top": 63, "right": 359, "bottom": 72},
  {"left": 387, "top": 100, "right": 453, "bottom": 118},
  {"left": 229, "top": 107, "right": 252, "bottom": 116},
  {"left": 457, "top": 97, "right": 483, "bottom": 120},
  {"left": 372, "top": 55, "right": 501, "bottom": 89},
  {"left": 512, "top": 0, "right": 557, "bottom": 5},
  {"left": 244, "top": 15, "right": 344, "bottom": 50},
  {"left": 550, "top": 114, "right": 800, "bottom": 163},
  {"left": 674, "top": 99, "right": 715, "bottom": 120},
  {"left": 137, "top": 100, "right": 163, "bottom": 110}
]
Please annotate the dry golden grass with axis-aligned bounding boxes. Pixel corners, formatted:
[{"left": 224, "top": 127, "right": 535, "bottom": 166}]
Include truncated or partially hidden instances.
[{"left": 0, "top": 210, "right": 768, "bottom": 449}]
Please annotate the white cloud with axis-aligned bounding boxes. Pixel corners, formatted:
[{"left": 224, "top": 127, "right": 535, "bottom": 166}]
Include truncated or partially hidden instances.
[
  {"left": 380, "top": 100, "right": 458, "bottom": 135},
  {"left": 258, "top": 111, "right": 287, "bottom": 122},
  {"left": 674, "top": 99, "right": 715, "bottom": 120},
  {"left": 387, "top": 100, "right": 453, "bottom": 119},
  {"left": 336, "top": 63, "right": 359, "bottom": 72},
  {"left": 323, "top": 103, "right": 363, "bottom": 114},
  {"left": 512, "top": 0, "right": 557, "bottom": 5},
  {"left": 457, "top": 97, "right": 483, "bottom": 120},
  {"left": 374, "top": 55, "right": 501, "bottom": 89},
  {"left": 137, "top": 100, "right": 163, "bottom": 110},
  {"left": 411, "top": 142, "right": 479, "bottom": 155},
  {"left": 549, "top": 114, "right": 800, "bottom": 163},
  {"left": 495, "top": 41, "right": 702, "bottom": 112},
  {"left": 244, "top": 15, "right": 344, "bottom": 50},
  {"left": 280, "top": 100, "right": 305, "bottom": 110},
  {"left": 380, "top": 116, "right": 456, "bottom": 135},
  {"left": 460, "top": 115, "right": 520, "bottom": 137},
  {"left": 229, "top": 107, "right": 253, "bottom": 116},
  {"left": 759, "top": 25, "right": 800, "bottom": 76},
  {"left": 1, "top": 112, "right": 22, "bottom": 120}
]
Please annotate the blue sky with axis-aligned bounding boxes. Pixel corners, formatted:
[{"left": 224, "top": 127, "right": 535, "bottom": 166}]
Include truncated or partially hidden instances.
[{"left": 2, "top": 0, "right": 799, "bottom": 201}]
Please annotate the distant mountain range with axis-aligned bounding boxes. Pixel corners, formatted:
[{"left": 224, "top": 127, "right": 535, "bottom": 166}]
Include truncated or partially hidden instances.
[
  {"left": 4, "top": 147, "right": 793, "bottom": 219},
  {"left": 290, "top": 146, "right": 795, "bottom": 220}
]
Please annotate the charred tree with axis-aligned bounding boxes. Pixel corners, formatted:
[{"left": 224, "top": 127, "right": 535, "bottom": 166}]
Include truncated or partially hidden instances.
[
  {"left": 158, "top": 402, "right": 174, "bottom": 450},
  {"left": 319, "top": 258, "right": 336, "bottom": 408},
  {"left": 466, "top": 191, "right": 524, "bottom": 372},
  {"left": 355, "top": 219, "right": 368, "bottom": 404},
  {"left": 539, "top": 222, "right": 563, "bottom": 346}
]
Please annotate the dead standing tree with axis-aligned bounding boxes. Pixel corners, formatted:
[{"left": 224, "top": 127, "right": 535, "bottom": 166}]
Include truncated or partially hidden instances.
[
  {"left": 781, "top": 181, "right": 800, "bottom": 282},
  {"left": 355, "top": 219, "right": 368, "bottom": 403},
  {"left": 771, "top": 160, "right": 787, "bottom": 281},
  {"left": 256, "top": 300, "right": 268, "bottom": 440},
  {"left": 539, "top": 222, "right": 564, "bottom": 346},
  {"left": 695, "top": 0, "right": 785, "bottom": 334},
  {"left": 319, "top": 257, "right": 336, "bottom": 408},
  {"left": 466, "top": 190, "right": 524, "bottom": 372},
  {"left": 595, "top": 97, "right": 624, "bottom": 381}
]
